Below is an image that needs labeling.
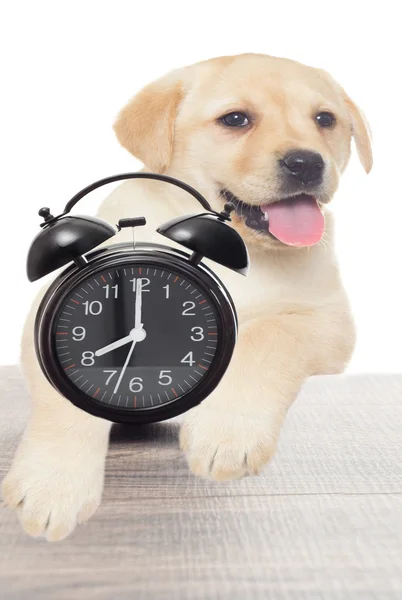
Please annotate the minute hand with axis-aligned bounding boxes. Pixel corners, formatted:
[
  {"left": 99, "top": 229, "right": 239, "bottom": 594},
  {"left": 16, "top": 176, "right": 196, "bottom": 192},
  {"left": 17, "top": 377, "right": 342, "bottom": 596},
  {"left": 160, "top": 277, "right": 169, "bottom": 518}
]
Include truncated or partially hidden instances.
[
  {"left": 135, "top": 278, "right": 143, "bottom": 329},
  {"left": 113, "top": 340, "right": 136, "bottom": 395}
]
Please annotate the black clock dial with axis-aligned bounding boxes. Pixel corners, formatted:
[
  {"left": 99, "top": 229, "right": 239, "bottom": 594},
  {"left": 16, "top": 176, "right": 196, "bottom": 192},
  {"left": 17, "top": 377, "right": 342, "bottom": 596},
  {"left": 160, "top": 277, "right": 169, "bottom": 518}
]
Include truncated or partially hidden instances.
[{"left": 52, "top": 263, "right": 220, "bottom": 411}]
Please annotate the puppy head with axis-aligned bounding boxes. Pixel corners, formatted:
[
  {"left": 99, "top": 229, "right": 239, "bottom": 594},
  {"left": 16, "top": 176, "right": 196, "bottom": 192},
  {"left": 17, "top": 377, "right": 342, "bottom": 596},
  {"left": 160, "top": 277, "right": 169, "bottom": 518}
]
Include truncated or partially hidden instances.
[{"left": 114, "top": 54, "right": 372, "bottom": 250}]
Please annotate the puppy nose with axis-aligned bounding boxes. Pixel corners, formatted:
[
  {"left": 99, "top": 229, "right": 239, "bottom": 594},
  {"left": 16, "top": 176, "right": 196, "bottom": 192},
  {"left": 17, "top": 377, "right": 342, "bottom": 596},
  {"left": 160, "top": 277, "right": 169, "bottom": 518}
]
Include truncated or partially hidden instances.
[{"left": 281, "top": 150, "right": 324, "bottom": 184}]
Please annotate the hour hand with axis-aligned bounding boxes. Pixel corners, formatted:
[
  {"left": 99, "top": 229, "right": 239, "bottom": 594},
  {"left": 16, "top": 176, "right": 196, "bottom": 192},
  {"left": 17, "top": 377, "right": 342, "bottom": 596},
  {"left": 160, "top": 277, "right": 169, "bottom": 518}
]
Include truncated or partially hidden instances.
[
  {"left": 94, "top": 327, "right": 146, "bottom": 357},
  {"left": 94, "top": 334, "right": 133, "bottom": 357}
]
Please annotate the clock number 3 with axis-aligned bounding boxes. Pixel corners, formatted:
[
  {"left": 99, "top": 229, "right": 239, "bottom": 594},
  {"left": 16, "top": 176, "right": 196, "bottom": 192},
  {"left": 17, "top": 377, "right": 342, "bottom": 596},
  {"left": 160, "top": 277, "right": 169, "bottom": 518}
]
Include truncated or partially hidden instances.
[{"left": 190, "top": 327, "right": 204, "bottom": 341}]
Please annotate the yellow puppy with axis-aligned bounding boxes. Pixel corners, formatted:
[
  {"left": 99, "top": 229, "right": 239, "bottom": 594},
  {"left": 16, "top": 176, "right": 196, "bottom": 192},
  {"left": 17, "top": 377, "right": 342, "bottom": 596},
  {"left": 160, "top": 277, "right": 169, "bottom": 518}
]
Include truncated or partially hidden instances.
[{"left": 2, "top": 53, "right": 372, "bottom": 541}]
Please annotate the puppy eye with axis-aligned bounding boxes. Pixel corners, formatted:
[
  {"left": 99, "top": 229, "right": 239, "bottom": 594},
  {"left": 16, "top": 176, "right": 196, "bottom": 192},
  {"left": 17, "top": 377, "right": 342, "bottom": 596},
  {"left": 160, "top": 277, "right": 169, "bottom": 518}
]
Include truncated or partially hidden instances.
[
  {"left": 220, "top": 112, "right": 250, "bottom": 127},
  {"left": 316, "top": 111, "right": 336, "bottom": 128}
]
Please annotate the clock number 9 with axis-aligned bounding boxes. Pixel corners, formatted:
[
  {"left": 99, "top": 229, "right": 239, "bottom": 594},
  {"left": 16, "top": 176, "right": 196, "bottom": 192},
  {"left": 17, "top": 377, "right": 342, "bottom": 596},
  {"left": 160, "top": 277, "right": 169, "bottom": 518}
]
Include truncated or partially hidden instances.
[{"left": 72, "top": 326, "right": 86, "bottom": 341}]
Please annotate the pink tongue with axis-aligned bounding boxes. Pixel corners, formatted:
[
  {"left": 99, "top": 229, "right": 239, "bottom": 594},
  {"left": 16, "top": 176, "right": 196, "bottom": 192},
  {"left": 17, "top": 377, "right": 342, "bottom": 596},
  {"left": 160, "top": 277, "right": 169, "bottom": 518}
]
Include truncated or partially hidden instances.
[{"left": 262, "top": 195, "right": 325, "bottom": 246}]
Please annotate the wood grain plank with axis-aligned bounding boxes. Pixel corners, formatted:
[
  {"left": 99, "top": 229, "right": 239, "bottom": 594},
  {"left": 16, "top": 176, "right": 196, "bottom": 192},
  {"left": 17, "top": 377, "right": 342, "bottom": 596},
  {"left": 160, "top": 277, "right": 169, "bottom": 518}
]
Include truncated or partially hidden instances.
[
  {"left": 1, "top": 495, "right": 402, "bottom": 599},
  {"left": 2, "top": 368, "right": 402, "bottom": 498},
  {"left": 1, "top": 367, "right": 402, "bottom": 599}
]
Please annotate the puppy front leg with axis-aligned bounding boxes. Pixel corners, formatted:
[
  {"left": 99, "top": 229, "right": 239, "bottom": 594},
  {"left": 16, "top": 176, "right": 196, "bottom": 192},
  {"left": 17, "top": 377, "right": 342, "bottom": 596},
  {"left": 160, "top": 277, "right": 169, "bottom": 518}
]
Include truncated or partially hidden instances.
[
  {"left": 1, "top": 308, "right": 112, "bottom": 541},
  {"left": 181, "top": 308, "right": 354, "bottom": 480}
]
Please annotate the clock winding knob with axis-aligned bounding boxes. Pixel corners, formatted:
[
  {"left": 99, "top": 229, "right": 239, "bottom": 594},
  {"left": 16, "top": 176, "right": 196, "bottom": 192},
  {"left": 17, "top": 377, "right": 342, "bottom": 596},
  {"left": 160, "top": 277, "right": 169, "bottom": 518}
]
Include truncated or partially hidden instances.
[{"left": 38, "top": 207, "right": 55, "bottom": 225}]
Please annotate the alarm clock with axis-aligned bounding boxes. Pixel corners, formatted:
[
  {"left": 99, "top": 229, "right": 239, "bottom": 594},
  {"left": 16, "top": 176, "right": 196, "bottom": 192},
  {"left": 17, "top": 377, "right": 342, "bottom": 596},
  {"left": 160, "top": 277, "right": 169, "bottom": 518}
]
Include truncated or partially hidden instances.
[{"left": 27, "top": 173, "right": 249, "bottom": 424}]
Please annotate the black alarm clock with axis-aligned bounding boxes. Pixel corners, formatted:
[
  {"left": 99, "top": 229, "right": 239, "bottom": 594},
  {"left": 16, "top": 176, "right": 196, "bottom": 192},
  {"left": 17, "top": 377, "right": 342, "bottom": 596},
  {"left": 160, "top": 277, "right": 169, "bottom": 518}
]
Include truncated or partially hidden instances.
[{"left": 27, "top": 173, "right": 249, "bottom": 424}]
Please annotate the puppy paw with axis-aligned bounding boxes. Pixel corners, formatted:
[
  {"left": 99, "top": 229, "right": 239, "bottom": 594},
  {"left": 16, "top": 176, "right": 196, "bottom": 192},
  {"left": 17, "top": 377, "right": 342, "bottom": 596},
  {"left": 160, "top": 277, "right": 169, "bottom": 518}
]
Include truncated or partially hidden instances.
[
  {"left": 1, "top": 446, "right": 105, "bottom": 541},
  {"left": 180, "top": 404, "right": 278, "bottom": 481}
]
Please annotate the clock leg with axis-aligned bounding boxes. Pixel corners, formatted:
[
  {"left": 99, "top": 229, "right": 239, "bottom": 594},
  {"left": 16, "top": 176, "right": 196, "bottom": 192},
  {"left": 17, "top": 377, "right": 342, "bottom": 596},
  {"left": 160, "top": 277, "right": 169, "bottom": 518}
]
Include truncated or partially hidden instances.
[
  {"left": 180, "top": 302, "right": 355, "bottom": 481},
  {"left": 1, "top": 303, "right": 112, "bottom": 541}
]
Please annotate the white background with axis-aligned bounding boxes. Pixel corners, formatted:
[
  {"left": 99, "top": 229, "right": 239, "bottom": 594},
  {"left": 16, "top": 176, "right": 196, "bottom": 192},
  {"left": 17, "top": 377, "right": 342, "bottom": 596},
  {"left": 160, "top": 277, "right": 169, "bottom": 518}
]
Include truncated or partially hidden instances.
[{"left": 0, "top": 0, "right": 401, "bottom": 371}]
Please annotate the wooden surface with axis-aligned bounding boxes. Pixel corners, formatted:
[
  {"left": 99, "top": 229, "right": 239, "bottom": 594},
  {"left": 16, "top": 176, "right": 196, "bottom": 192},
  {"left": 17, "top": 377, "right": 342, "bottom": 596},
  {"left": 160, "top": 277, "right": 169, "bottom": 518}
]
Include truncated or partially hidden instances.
[{"left": 1, "top": 366, "right": 402, "bottom": 599}]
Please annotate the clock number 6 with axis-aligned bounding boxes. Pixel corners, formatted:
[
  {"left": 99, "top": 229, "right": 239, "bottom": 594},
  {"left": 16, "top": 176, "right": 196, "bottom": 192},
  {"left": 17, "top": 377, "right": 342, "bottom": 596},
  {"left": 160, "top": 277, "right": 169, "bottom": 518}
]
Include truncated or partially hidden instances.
[{"left": 129, "top": 377, "right": 143, "bottom": 392}]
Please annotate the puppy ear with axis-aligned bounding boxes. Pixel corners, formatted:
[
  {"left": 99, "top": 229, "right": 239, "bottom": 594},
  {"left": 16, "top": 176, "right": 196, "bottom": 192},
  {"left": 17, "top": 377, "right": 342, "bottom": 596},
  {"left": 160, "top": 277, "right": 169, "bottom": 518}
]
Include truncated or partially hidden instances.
[
  {"left": 114, "top": 72, "right": 184, "bottom": 173},
  {"left": 343, "top": 94, "right": 373, "bottom": 173}
]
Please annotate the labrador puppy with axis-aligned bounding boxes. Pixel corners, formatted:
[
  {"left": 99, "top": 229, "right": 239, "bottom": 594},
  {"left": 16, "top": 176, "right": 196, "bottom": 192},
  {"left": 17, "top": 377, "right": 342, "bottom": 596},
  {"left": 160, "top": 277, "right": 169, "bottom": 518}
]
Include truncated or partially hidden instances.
[{"left": 2, "top": 53, "right": 372, "bottom": 540}]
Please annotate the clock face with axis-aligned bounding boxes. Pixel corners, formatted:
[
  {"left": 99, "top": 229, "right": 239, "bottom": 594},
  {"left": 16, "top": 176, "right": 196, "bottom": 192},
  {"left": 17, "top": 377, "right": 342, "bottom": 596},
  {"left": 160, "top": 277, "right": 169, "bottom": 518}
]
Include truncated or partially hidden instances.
[{"left": 51, "top": 262, "right": 221, "bottom": 413}]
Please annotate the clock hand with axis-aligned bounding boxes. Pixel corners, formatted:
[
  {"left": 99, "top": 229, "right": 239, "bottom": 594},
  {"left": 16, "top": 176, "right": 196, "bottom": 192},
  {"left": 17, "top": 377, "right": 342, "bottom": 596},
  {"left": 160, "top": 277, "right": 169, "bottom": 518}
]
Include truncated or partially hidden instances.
[
  {"left": 95, "top": 333, "right": 133, "bottom": 357},
  {"left": 113, "top": 339, "right": 136, "bottom": 395},
  {"left": 95, "top": 327, "right": 146, "bottom": 357},
  {"left": 134, "top": 277, "right": 143, "bottom": 329},
  {"left": 97, "top": 276, "right": 146, "bottom": 394}
]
